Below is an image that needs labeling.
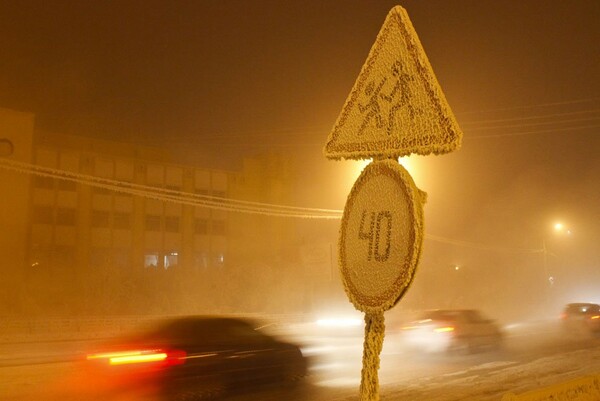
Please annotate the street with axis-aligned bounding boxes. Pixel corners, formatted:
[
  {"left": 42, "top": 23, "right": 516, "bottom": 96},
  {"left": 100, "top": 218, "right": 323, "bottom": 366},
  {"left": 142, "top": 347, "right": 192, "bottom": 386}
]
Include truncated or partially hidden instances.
[{"left": 3, "top": 319, "right": 600, "bottom": 400}]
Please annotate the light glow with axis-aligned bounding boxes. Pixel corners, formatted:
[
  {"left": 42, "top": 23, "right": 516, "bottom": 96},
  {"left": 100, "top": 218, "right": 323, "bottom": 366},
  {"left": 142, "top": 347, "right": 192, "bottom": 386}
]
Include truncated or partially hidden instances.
[
  {"left": 110, "top": 352, "right": 168, "bottom": 365},
  {"left": 87, "top": 349, "right": 186, "bottom": 366},
  {"left": 434, "top": 326, "right": 455, "bottom": 333},
  {"left": 87, "top": 350, "right": 144, "bottom": 360}
]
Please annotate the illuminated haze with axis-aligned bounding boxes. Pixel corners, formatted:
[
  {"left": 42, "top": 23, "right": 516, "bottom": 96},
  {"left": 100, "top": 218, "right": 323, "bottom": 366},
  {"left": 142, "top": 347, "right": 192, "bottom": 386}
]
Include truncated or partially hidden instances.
[{"left": 0, "top": 0, "right": 598, "bottom": 321}]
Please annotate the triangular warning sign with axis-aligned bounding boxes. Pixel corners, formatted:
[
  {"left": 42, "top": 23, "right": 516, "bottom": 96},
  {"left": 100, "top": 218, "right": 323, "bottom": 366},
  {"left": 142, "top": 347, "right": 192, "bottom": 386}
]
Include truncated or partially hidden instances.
[{"left": 324, "top": 6, "right": 462, "bottom": 160}]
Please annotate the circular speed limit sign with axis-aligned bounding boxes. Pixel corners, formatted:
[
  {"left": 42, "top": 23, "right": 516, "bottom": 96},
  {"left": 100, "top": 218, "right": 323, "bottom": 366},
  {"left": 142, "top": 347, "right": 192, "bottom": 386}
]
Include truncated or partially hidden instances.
[{"left": 339, "top": 159, "right": 426, "bottom": 313}]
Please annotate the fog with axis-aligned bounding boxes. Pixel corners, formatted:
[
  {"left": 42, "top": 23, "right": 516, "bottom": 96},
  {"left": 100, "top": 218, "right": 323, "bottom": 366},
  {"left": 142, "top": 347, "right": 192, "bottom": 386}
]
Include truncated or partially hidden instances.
[
  {"left": 1, "top": 142, "right": 597, "bottom": 324},
  {"left": 0, "top": 1, "right": 599, "bottom": 327}
]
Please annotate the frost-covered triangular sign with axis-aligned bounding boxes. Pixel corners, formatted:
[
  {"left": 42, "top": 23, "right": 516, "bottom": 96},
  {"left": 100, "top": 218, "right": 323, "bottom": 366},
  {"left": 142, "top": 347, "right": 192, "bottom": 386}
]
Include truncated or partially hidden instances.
[{"left": 324, "top": 6, "right": 462, "bottom": 160}]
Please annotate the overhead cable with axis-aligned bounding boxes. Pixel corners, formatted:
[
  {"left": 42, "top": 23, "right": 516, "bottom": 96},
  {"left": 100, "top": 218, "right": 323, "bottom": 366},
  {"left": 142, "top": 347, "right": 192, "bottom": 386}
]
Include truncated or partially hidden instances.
[
  {"left": 0, "top": 158, "right": 342, "bottom": 219},
  {"left": 0, "top": 158, "right": 544, "bottom": 252}
]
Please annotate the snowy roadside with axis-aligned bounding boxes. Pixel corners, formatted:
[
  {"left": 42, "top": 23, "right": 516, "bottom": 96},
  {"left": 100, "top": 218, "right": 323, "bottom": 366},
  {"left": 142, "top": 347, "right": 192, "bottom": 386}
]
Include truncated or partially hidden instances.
[
  {"left": 3, "top": 346, "right": 600, "bottom": 401},
  {"left": 374, "top": 345, "right": 600, "bottom": 400}
]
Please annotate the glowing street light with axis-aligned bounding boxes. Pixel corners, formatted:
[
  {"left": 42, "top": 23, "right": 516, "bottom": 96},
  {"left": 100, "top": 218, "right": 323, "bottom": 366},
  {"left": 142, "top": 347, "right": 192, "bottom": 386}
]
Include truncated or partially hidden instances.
[
  {"left": 542, "top": 221, "right": 572, "bottom": 290},
  {"left": 553, "top": 222, "right": 573, "bottom": 236}
]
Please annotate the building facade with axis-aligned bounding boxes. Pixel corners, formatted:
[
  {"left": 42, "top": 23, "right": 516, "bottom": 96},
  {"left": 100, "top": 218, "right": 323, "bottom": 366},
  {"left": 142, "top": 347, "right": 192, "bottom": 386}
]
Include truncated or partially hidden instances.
[{"left": 0, "top": 107, "right": 306, "bottom": 315}]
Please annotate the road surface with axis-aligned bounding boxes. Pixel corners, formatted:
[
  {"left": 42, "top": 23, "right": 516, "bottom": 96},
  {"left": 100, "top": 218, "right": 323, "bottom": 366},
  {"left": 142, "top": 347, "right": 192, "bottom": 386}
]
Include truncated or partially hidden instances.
[{"left": 2, "top": 320, "right": 600, "bottom": 400}]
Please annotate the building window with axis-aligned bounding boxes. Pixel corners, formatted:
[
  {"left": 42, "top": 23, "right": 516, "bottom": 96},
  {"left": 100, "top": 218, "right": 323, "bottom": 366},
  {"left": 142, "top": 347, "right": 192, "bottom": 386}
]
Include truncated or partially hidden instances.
[
  {"left": 29, "top": 246, "right": 51, "bottom": 268},
  {"left": 93, "top": 186, "right": 111, "bottom": 195},
  {"left": 91, "top": 211, "right": 110, "bottom": 228},
  {"left": 89, "top": 247, "right": 110, "bottom": 267},
  {"left": 213, "top": 252, "right": 225, "bottom": 268},
  {"left": 34, "top": 176, "right": 55, "bottom": 189},
  {"left": 164, "top": 252, "right": 179, "bottom": 269},
  {"left": 57, "top": 179, "right": 77, "bottom": 191},
  {"left": 211, "top": 220, "right": 227, "bottom": 235},
  {"left": 33, "top": 206, "right": 54, "bottom": 224},
  {"left": 146, "top": 164, "right": 165, "bottom": 186},
  {"left": 164, "top": 216, "right": 180, "bottom": 233},
  {"left": 56, "top": 208, "right": 77, "bottom": 226},
  {"left": 113, "top": 249, "right": 130, "bottom": 268},
  {"left": 145, "top": 215, "right": 161, "bottom": 231},
  {"left": 194, "top": 218, "right": 208, "bottom": 235},
  {"left": 194, "top": 252, "right": 209, "bottom": 269},
  {"left": 113, "top": 212, "right": 131, "bottom": 229},
  {"left": 144, "top": 252, "right": 159, "bottom": 268},
  {"left": 53, "top": 246, "right": 75, "bottom": 267},
  {"left": 0, "top": 139, "right": 14, "bottom": 156}
]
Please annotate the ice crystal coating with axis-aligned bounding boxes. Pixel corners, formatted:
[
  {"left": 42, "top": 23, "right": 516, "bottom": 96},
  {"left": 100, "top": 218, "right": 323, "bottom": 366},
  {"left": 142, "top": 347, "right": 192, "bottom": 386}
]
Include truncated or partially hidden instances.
[
  {"left": 339, "top": 159, "right": 426, "bottom": 313},
  {"left": 324, "top": 5, "right": 462, "bottom": 160}
]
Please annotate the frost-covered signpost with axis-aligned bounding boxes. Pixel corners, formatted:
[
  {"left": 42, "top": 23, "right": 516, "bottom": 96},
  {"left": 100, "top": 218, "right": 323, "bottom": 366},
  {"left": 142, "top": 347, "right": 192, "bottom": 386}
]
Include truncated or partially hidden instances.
[{"left": 323, "top": 6, "right": 463, "bottom": 400}]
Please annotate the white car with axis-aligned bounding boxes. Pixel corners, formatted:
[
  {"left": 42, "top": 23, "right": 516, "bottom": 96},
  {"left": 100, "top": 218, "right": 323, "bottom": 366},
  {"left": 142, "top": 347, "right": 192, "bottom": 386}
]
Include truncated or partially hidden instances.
[
  {"left": 561, "top": 303, "right": 600, "bottom": 335},
  {"left": 399, "top": 309, "right": 504, "bottom": 355}
]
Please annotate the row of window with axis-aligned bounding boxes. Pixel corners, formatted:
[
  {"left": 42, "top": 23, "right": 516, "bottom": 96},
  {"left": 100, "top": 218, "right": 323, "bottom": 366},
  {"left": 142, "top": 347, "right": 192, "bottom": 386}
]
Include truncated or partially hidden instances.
[
  {"left": 33, "top": 206, "right": 77, "bottom": 225},
  {"left": 92, "top": 211, "right": 131, "bottom": 229},
  {"left": 30, "top": 247, "right": 226, "bottom": 270},
  {"left": 33, "top": 176, "right": 227, "bottom": 198},
  {"left": 144, "top": 251, "right": 225, "bottom": 269},
  {"left": 143, "top": 216, "right": 227, "bottom": 235},
  {"left": 32, "top": 206, "right": 227, "bottom": 234},
  {"left": 33, "top": 176, "right": 78, "bottom": 191}
]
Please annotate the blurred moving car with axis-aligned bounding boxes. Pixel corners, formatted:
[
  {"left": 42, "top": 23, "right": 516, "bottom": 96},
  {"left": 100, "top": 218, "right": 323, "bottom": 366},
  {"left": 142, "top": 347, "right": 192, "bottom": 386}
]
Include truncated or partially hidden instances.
[
  {"left": 561, "top": 303, "right": 600, "bottom": 334},
  {"left": 83, "top": 316, "right": 307, "bottom": 400},
  {"left": 399, "top": 309, "right": 504, "bottom": 355}
]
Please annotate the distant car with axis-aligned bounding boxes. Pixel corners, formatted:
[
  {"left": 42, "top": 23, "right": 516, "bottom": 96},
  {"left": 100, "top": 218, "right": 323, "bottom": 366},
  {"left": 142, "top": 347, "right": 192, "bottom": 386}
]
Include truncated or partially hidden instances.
[
  {"left": 561, "top": 303, "right": 600, "bottom": 334},
  {"left": 399, "top": 309, "right": 504, "bottom": 355},
  {"left": 82, "top": 316, "right": 307, "bottom": 400}
]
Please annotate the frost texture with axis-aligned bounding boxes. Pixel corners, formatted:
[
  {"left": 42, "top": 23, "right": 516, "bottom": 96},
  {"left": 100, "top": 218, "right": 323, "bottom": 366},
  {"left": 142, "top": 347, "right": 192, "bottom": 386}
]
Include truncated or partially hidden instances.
[
  {"left": 339, "top": 160, "right": 425, "bottom": 313},
  {"left": 339, "top": 159, "right": 426, "bottom": 401},
  {"left": 324, "top": 5, "right": 462, "bottom": 160}
]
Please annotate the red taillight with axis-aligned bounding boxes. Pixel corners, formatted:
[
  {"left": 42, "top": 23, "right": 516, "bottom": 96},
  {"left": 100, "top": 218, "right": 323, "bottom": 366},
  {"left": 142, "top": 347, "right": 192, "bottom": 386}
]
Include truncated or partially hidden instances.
[
  {"left": 434, "top": 326, "right": 455, "bottom": 333},
  {"left": 87, "top": 349, "right": 186, "bottom": 367}
]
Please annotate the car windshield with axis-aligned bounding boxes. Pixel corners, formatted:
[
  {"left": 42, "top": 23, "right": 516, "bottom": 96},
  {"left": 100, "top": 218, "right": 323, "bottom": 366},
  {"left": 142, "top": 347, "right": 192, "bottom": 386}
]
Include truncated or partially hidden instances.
[{"left": 569, "top": 304, "right": 600, "bottom": 315}]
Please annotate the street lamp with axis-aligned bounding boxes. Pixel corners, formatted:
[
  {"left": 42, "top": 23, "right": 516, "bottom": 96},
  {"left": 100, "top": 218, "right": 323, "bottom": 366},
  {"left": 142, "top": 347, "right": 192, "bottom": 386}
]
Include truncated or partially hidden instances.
[
  {"left": 553, "top": 222, "right": 572, "bottom": 236},
  {"left": 542, "top": 221, "right": 572, "bottom": 308},
  {"left": 544, "top": 222, "right": 571, "bottom": 277}
]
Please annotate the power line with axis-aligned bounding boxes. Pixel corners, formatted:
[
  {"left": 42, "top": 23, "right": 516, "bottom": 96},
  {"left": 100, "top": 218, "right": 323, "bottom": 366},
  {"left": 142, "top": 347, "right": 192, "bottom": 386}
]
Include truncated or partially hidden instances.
[
  {"left": 454, "top": 96, "right": 600, "bottom": 116},
  {"left": 424, "top": 234, "right": 542, "bottom": 254},
  {"left": 467, "top": 123, "right": 600, "bottom": 139},
  {"left": 459, "top": 108, "right": 600, "bottom": 126},
  {"left": 0, "top": 158, "right": 545, "bottom": 253},
  {"left": 136, "top": 102, "right": 600, "bottom": 145},
  {"left": 0, "top": 158, "right": 343, "bottom": 219}
]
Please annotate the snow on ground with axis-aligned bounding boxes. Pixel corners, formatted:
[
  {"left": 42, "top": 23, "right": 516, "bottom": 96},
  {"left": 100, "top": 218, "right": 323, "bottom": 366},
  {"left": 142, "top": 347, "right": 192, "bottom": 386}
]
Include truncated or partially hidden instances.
[
  {"left": 2, "top": 347, "right": 600, "bottom": 401},
  {"left": 375, "top": 346, "right": 600, "bottom": 400}
]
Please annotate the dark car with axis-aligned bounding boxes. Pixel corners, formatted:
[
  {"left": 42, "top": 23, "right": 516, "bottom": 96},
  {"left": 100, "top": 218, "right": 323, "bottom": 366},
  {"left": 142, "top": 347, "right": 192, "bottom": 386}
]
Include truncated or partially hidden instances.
[
  {"left": 561, "top": 303, "right": 600, "bottom": 335},
  {"left": 82, "top": 316, "right": 307, "bottom": 400},
  {"left": 399, "top": 309, "right": 504, "bottom": 355}
]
